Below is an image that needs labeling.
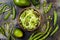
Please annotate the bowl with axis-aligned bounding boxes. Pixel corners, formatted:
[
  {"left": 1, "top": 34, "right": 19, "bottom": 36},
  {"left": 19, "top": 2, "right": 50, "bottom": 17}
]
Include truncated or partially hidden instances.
[{"left": 17, "top": 7, "right": 43, "bottom": 32}]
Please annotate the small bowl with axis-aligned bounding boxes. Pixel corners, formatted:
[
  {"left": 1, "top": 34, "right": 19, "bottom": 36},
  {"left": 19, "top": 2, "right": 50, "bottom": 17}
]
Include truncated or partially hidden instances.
[{"left": 17, "top": 7, "right": 43, "bottom": 32}]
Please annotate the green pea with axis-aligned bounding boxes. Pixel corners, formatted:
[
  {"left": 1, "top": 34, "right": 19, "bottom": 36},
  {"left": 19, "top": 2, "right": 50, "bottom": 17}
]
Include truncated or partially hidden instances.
[
  {"left": 43, "top": 0, "right": 47, "bottom": 13},
  {"left": 12, "top": 7, "right": 16, "bottom": 20},
  {"left": 43, "top": 3, "right": 52, "bottom": 14},
  {"left": 4, "top": 11, "right": 10, "bottom": 20},
  {"left": 46, "top": 16, "right": 52, "bottom": 20},
  {"left": 48, "top": 3, "right": 52, "bottom": 11},
  {"left": 47, "top": 3, "right": 52, "bottom": 12},
  {"left": 48, "top": 3, "right": 52, "bottom": 13},
  {"left": 54, "top": 10, "right": 58, "bottom": 26},
  {"left": 50, "top": 25, "right": 59, "bottom": 36},
  {"left": 43, "top": 7, "right": 47, "bottom": 13},
  {"left": 43, "top": 0, "right": 47, "bottom": 7}
]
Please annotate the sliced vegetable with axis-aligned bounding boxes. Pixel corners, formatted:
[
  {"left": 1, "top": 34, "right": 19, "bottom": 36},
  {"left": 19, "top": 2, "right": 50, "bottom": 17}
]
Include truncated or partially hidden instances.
[
  {"left": 4, "top": 11, "right": 11, "bottom": 20},
  {"left": 50, "top": 25, "right": 59, "bottom": 36},
  {"left": 12, "top": 7, "right": 16, "bottom": 20},
  {"left": 14, "top": 28, "right": 23, "bottom": 38},
  {"left": 54, "top": 10, "right": 58, "bottom": 26},
  {"left": 13, "top": 0, "right": 30, "bottom": 7},
  {"left": 31, "top": 0, "right": 40, "bottom": 9}
]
